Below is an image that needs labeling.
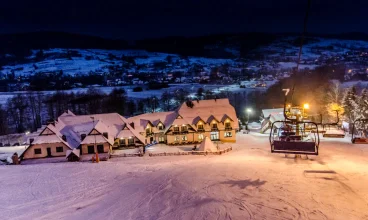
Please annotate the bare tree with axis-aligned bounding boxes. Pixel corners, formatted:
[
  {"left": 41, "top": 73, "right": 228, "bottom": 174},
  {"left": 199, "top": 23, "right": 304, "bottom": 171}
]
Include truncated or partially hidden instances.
[{"left": 7, "top": 94, "right": 28, "bottom": 133}]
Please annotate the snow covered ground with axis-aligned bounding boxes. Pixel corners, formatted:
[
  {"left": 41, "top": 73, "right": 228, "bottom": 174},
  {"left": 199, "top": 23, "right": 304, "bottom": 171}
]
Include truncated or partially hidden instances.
[{"left": 1, "top": 133, "right": 368, "bottom": 220}]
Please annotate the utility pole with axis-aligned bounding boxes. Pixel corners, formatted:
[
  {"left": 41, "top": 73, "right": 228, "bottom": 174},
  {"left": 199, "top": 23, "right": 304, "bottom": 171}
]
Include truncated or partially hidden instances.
[{"left": 91, "top": 116, "right": 99, "bottom": 163}]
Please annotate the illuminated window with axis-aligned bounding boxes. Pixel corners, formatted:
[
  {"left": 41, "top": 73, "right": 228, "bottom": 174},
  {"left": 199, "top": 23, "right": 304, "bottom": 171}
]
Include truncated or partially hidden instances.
[
  {"left": 174, "top": 127, "right": 179, "bottom": 132},
  {"left": 224, "top": 132, "right": 232, "bottom": 137},
  {"left": 198, "top": 124, "right": 204, "bottom": 130},
  {"left": 158, "top": 124, "right": 164, "bottom": 130},
  {"left": 181, "top": 125, "right": 187, "bottom": 132},
  {"left": 212, "top": 123, "right": 218, "bottom": 129},
  {"left": 225, "top": 122, "right": 231, "bottom": 128},
  {"left": 128, "top": 138, "right": 134, "bottom": 145},
  {"left": 182, "top": 136, "right": 187, "bottom": 141},
  {"left": 198, "top": 134, "right": 204, "bottom": 140},
  {"left": 146, "top": 128, "right": 151, "bottom": 134},
  {"left": 175, "top": 136, "right": 180, "bottom": 141}
]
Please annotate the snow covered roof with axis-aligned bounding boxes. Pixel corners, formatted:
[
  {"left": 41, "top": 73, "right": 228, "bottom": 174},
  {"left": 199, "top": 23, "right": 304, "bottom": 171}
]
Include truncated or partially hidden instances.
[
  {"left": 262, "top": 108, "right": 285, "bottom": 123},
  {"left": 66, "top": 149, "right": 80, "bottom": 158},
  {"left": 32, "top": 135, "right": 69, "bottom": 146},
  {"left": 262, "top": 108, "right": 284, "bottom": 118},
  {"left": 127, "top": 111, "right": 177, "bottom": 133},
  {"left": 178, "top": 99, "right": 238, "bottom": 129},
  {"left": 59, "top": 110, "right": 76, "bottom": 117},
  {"left": 117, "top": 129, "right": 136, "bottom": 139},
  {"left": 80, "top": 135, "right": 109, "bottom": 145},
  {"left": 118, "top": 115, "right": 146, "bottom": 143}
]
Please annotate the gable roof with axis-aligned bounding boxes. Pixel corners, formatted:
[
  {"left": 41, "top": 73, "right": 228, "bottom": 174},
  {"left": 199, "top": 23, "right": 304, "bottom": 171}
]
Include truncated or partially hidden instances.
[
  {"left": 80, "top": 135, "right": 110, "bottom": 145},
  {"left": 220, "top": 114, "right": 234, "bottom": 122},
  {"left": 66, "top": 149, "right": 80, "bottom": 158},
  {"left": 178, "top": 98, "right": 238, "bottom": 129},
  {"left": 118, "top": 115, "right": 146, "bottom": 143},
  {"left": 206, "top": 115, "right": 220, "bottom": 124},
  {"left": 127, "top": 111, "right": 177, "bottom": 133}
]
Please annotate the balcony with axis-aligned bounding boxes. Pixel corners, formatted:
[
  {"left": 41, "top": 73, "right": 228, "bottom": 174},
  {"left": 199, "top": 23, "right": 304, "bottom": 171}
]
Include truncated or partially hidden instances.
[
  {"left": 225, "top": 127, "right": 232, "bottom": 131},
  {"left": 146, "top": 132, "right": 154, "bottom": 137},
  {"left": 172, "top": 130, "right": 188, "bottom": 135},
  {"left": 197, "top": 128, "right": 205, "bottom": 132},
  {"left": 211, "top": 127, "right": 219, "bottom": 131}
]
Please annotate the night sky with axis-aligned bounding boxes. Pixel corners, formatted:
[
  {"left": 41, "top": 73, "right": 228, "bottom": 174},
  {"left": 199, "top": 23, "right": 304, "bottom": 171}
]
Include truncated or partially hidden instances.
[{"left": 1, "top": 0, "right": 367, "bottom": 40}]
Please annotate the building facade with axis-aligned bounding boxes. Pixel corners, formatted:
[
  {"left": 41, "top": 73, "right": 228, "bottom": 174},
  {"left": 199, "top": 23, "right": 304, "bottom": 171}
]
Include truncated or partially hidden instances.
[{"left": 21, "top": 98, "right": 238, "bottom": 160}]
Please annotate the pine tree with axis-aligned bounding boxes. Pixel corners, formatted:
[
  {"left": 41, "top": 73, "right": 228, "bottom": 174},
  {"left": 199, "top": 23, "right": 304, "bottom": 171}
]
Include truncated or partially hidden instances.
[
  {"left": 356, "top": 89, "right": 368, "bottom": 131},
  {"left": 342, "top": 86, "right": 358, "bottom": 123}
]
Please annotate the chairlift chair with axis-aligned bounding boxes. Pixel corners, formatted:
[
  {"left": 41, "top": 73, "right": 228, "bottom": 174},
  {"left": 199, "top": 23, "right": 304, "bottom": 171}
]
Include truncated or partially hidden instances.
[
  {"left": 351, "top": 118, "right": 368, "bottom": 144},
  {"left": 322, "top": 110, "right": 345, "bottom": 138},
  {"left": 270, "top": 121, "right": 319, "bottom": 155}
]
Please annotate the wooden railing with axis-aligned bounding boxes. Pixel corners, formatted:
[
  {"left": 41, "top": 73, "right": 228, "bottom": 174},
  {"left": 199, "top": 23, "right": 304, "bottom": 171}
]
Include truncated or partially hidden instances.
[{"left": 148, "top": 147, "right": 232, "bottom": 157}]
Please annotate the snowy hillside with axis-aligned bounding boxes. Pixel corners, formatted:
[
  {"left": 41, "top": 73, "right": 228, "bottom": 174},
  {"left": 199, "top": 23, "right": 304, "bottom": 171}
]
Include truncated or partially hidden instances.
[
  {"left": 1, "top": 36, "right": 367, "bottom": 79},
  {"left": 0, "top": 49, "right": 234, "bottom": 77}
]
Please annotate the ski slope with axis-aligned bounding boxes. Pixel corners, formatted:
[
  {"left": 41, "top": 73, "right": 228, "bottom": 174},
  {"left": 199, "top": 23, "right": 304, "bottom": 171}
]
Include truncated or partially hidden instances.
[{"left": 1, "top": 133, "right": 368, "bottom": 220}]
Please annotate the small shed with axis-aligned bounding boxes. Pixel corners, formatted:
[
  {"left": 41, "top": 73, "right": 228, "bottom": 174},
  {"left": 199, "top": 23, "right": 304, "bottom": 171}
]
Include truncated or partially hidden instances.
[
  {"left": 66, "top": 149, "right": 80, "bottom": 162},
  {"left": 198, "top": 137, "right": 218, "bottom": 152}
]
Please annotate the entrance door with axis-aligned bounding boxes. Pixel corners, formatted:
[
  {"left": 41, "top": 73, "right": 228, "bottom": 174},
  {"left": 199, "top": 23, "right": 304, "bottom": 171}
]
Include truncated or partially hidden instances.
[
  {"left": 88, "top": 145, "right": 95, "bottom": 154},
  {"left": 210, "top": 132, "right": 219, "bottom": 141},
  {"left": 47, "top": 148, "right": 52, "bottom": 157},
  {"left": 158, "top": 136, "right": 165, "bottom": 143},
  {"left": 97, "top": 145, "right": 104, "bottom": 153}
]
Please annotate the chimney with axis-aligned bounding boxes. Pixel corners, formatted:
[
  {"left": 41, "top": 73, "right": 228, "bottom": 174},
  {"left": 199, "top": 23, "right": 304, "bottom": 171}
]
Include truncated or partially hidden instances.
[
  {"left": 103, "top": 132, "right": 108, "bottom": 139},
  {"left": 130, "top": 122, "right": 134, "bottom": 129},
  {"left": 29, "top": 138, "right": 34, "bottom": 144},
  {"left": 62, "top": 135, "right": 67, "bottom": 141},
  {"left": 81, "top": 134, "right": 86, "bottom": 140}
]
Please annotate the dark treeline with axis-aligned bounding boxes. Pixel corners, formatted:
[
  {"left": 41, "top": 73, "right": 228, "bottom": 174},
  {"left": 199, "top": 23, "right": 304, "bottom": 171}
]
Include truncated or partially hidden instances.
[{"left": 0, "top": 87, "right": 255, "bottom": 135}]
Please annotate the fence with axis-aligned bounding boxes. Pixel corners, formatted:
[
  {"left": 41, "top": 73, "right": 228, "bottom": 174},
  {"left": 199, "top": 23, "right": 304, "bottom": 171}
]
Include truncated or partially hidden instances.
[
  {"left": 110, "top": 153, "right": 143, "bottom": 158},
  {"left": 148, "top": 147, "right": 232, "bottom": 157}
]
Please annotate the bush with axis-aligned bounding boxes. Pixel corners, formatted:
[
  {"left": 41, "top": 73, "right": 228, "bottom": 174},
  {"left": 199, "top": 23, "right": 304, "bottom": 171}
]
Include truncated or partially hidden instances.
[{"left": 148, "top": 83, "right": 169, "bottom": 90}]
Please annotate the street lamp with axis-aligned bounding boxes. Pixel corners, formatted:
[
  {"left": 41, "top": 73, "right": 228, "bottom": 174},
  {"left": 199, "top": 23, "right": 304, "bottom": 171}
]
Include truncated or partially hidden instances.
[
  {"left": 302, "top": 103, "right": 309, "bottom": 118},
  {"left": 246, "top": 108, "right": 252, "bottom": 124}
]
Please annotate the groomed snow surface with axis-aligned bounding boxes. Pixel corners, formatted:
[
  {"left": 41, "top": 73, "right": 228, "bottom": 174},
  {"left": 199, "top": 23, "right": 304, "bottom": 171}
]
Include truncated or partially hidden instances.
[{"left": 1, "top": 133, "right": 368, "bottom": 220}]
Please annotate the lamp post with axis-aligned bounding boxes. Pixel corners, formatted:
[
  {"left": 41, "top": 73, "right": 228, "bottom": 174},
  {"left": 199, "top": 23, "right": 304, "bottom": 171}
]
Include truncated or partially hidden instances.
[
  {"left": 245, "top": 108, "right": 252, "bottom": 131},
  {"left": 91, "top": 116, "right": 99, "bottom": 163},
  {"left": 246, "top": 108, "right": 252, "bottom": 123}
]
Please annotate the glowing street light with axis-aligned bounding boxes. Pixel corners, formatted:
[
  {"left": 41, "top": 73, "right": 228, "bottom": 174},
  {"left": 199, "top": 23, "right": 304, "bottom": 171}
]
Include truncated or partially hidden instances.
[
  {"left": 245, "top": 108, "right": 252, "bottom": 125},
  {"left": 303, "top": 103, "right": 309, "bottom": 110}
]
